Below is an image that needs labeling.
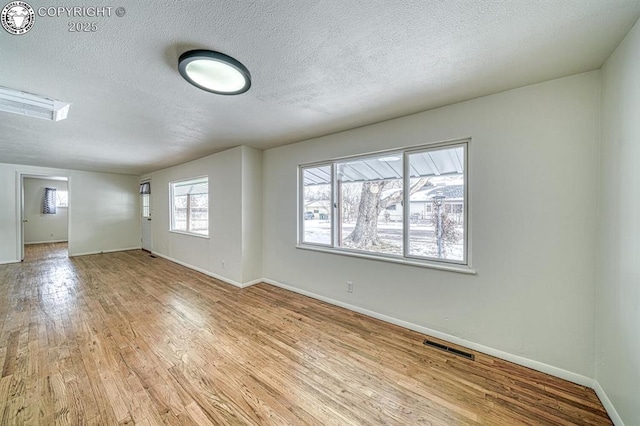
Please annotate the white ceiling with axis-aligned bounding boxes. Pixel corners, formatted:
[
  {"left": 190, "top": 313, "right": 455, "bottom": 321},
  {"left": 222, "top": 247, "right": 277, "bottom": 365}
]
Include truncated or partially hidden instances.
[{"left": 1, "top": 0, "right": 639, "bottom": 175}]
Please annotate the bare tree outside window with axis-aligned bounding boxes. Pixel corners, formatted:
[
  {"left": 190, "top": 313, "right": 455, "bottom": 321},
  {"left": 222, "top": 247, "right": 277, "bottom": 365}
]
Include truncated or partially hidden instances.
[{"left": 341, "top": 178, "right": 428, "bottom": 255}]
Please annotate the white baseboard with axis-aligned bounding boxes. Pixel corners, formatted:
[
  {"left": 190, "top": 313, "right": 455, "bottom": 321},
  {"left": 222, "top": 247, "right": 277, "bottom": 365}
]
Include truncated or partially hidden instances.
[
  {"left": 261, "top": 278, "right": 595, "bottom": 388},
  {"left": 242, "top": 278, "right": 263, "bottom": 287},
  {"left": 593, "top": 381, "right": 624, "bottom": 425},
  {"left": 70, "top": 247, "right": 141, "bottom": 257},
  {"left": 25, "top": 240, "right": 68, "bottom": 245},
  {"left": 1, "top": 246, "right": 137, "bottom": 264},
  {"left": 151, "top": 251, "right": 257, "bottom": 289}
]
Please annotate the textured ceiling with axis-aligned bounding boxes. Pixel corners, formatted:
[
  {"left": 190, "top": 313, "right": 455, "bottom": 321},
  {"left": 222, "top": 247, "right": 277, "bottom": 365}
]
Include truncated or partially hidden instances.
[{"left": 1, "top": 0, "right": 639, "bottom": 175}]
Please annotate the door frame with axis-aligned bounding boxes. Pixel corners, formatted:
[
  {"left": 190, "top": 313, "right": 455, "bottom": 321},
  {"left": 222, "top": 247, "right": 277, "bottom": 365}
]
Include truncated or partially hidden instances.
[{"left": 17, "top": 172, "right": 71, "bottom": 261}]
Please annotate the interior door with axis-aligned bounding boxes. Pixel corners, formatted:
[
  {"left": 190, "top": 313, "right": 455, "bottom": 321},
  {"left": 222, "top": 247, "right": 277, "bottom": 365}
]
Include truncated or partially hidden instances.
[{"left": 141, "top": 183, "right": 152, "bottom": 251}]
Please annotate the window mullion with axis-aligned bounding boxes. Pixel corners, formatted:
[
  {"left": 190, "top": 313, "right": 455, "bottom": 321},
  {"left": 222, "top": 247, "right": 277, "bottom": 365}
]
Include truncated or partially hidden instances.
[
  {"left": 186, "top": 194, "right": 191, "bottom": 232},
  {"left": 334, "top": 163, "right": 340, "bottom": 248},
  {"left": 402, "top": 152, "right": 410, "bottom": 258},
  {"left": 463, "top": 143, "right": 469, "bottom": 265},
  {"left": 299, "top": 167, "right": 304, "bottom": 245}
]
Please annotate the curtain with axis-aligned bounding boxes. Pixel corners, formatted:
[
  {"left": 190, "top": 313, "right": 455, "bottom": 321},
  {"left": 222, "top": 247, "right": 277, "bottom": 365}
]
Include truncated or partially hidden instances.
[
  {"left": 43, "top": 187, "right": 57, "bottom": 214},
  {"left": 140, "top": 182, "right": 151, "bottom": 194}
]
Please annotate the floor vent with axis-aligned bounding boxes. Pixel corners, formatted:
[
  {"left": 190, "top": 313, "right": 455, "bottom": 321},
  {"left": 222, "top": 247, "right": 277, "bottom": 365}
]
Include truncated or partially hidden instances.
[{"left": 423, "top": 339, "right": 475, "bottom": 360}]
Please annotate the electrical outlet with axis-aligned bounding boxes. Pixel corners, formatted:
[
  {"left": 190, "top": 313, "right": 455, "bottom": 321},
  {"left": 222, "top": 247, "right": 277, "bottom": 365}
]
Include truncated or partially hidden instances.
[
  {"left": 346, "top": 281, "right": 353, "bottom": 293},
  {"left": 222, "top": 260, "right": 225, "bottom": 269}
]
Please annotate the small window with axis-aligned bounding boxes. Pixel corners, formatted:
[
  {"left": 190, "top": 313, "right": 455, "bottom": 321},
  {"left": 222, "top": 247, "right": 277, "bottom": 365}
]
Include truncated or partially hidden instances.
[
  {"left": 56, "top": 190, "right": 68, "bottom": 208},
  {"left": 170, "top": 177, "right": 208, "bottom": 237},
  {"left": 140, "top": 182, "right": 151, "bottom": 217},
  {"left": 407, "top": 146, "right": 465, "bottom": 262},
  {"left": 301, "top": 165, "right": 331, "bottom": 245},
  {"left": 141, "top": 194, "right": 150, "bottom": 218}
]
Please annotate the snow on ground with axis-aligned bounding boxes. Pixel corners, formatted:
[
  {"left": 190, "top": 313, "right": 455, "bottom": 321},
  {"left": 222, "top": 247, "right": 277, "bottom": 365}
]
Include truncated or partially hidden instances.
[{"left": 302, "top": 219, "right": 464, "bottom": 261}]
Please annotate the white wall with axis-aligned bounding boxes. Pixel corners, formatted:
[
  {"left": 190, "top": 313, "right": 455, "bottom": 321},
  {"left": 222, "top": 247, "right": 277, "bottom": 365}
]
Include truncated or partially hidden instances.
[
  {"left": 23, "top": 178, "right": 68, "bottom": 244},
  {"left": 263, "top": 71, "right": 601, "bottom": 379},
  {"left": 0, "top": 163, "right": 140, "bottom": 263},
  {"left": 241, "top": 146, "right": 263, "bottom": 283},
  {"left": 597, "top": 18, "right": 640, "bottom": 426},
  {"left": 146, "top": 146, "right": 263, "bottom": 286},
  {"left": 69, "top": 170, "right": 141, "bottom": 256}
]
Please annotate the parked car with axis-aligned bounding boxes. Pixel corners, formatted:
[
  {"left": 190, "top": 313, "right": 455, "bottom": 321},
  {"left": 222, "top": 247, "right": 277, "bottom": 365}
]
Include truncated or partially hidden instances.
[{"left": 304, "top": 211, "right": 315, "bottom": 220}]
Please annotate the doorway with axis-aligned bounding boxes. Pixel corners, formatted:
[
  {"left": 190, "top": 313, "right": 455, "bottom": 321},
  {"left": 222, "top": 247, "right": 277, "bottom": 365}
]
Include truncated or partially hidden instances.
[{"left": 20, "top": 175, "right": 70, "bottom": 261}]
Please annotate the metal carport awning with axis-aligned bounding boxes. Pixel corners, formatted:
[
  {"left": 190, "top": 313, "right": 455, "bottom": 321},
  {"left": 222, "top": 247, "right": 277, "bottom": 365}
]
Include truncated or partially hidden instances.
[{"left": 303, "top": 146, "right": 463, "bottom": 185}]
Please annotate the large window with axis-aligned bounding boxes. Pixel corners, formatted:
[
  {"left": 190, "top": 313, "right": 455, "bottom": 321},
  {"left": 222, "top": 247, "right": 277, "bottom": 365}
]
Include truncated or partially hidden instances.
[
  {"left": 170, "top": 177, "right": 209, "bottom": 237},
  {"left": 299, "top": 140, "right": 468, "bottom": 267}
]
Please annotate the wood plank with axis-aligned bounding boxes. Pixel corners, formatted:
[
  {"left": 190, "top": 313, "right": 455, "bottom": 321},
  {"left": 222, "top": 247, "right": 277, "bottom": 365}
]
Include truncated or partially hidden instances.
[{"left": 0, "top": 244, "right": 613, "bottom": 425}]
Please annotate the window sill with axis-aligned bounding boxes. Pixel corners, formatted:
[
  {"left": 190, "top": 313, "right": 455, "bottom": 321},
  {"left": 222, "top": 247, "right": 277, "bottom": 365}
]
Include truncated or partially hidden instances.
[
  {"left": 296, "top": 244, "right": 476, "bottom": 275},
  {"left": 169, "top": 230, "right": 209, "bottom": 239}
]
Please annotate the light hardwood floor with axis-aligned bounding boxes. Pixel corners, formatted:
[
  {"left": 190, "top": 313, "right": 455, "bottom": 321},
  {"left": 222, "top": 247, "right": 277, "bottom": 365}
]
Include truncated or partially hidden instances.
[
  {"left": 0, "top": 247, "right": 611, "bottom": 425},
  {"left": 23, "top": 242, "right": 68, "bottom": 263}
]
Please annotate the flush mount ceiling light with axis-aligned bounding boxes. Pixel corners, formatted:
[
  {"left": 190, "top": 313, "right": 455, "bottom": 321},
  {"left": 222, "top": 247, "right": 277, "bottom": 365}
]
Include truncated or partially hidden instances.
[
  {"left": 0, "top": 86, "right": 70, "bottom": 121},
  {"left": 178, "top": 50, "right": 251, "bottom": 95}
]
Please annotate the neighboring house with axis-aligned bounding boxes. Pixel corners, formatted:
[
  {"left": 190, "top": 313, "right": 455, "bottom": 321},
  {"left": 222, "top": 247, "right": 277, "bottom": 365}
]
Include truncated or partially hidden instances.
[
  {"left": 304, "top": 200, "right": 331, "bottom": 219},
  {"left": 381, "top": 185, "right": 464, "bottom": 224}
]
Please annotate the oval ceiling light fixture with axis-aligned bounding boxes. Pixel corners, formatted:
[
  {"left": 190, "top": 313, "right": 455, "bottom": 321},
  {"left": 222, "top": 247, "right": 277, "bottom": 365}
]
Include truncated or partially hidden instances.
[{"left": 178, "top": 50, "right": 251, "bottom": 95}]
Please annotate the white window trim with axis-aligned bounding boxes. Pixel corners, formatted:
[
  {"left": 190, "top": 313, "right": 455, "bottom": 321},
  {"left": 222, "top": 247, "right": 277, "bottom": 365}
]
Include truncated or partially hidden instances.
[
  {"left": 297, "top": 138, "right": 474, "bottom": 274},
  {"left": 169, "top": 176, "right": 209, "bottom": 238},
  {"left": 295, "top": 244, "right": 476, "bottom": 274},
  {"left": 168, "top": 229, "right": 210, "bottom": 239}
]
